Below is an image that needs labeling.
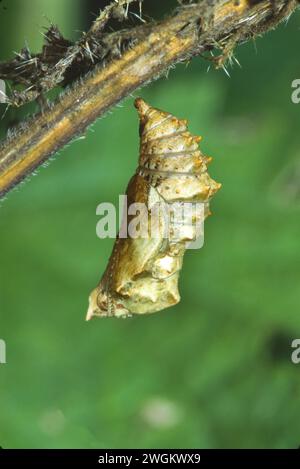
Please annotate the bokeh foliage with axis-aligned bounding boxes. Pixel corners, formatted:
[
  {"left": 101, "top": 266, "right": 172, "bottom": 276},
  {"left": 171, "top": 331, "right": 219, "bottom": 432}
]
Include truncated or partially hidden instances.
[{"left": 0, "top": 0, "right": 299, "bottom": 449}]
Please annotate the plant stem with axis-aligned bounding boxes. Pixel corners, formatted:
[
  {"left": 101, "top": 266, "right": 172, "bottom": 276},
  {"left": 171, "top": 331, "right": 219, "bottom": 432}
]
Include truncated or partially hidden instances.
[{"left": 0, "top": 0, "right": 298, "bottom": 198}]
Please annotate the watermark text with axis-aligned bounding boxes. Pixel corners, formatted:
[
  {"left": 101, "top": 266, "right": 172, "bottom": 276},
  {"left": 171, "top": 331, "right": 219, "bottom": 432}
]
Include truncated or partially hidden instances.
[
  {"left": 291, "top": 79, "right": 300, "bottom": 104},
  {"left": 0, "top": 80, "right": 6, "bottom": 103},
  {"left": 291, "top": 339, "right": 300, "bottom": 364},
  {"left": 96, "top": 195, "right": 205, "bottom": 249},
  {"left": 0, "top": 339, "right": 6, "bottom": 364}
]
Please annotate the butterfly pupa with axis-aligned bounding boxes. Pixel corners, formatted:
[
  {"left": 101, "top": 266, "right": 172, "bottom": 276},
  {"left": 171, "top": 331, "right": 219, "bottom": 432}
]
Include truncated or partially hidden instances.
[{"left": 86, "top": 98, "right": 221, "bottom": 319}]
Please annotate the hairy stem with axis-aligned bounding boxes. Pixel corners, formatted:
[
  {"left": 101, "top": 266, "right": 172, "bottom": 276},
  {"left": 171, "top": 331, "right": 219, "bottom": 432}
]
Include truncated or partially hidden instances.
[{"left": 0, "top": 0, "right": 298, "bottom": 198}]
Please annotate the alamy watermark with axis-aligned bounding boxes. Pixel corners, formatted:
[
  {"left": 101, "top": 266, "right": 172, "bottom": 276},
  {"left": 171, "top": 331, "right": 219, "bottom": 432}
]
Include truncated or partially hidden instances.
[
  {"left": 291, "top": 79, "right": 300, "bottom": 104},
  {"left": 291, "top": 339, "right": 300, "bottom": 364},
  {"left": 96, "top": 195, "right": 205, "bottom": 249},
  {"left": 0, "top": 339, "right": 6, "bottom": 364},
  {"left": 0, "top": 80, "right": 6, "bottom": 103}
]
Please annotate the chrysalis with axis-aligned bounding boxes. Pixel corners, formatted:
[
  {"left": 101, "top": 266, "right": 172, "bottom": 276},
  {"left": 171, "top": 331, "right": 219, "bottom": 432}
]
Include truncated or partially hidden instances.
[{"left": 86, "top": 98, "right": 221, "bottom": 319}]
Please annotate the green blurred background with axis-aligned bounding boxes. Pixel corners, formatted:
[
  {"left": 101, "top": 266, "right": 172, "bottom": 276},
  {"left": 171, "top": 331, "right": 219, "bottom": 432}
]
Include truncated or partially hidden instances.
[{"left": 0, "top": 0, "right": 300, "bottom": 449}]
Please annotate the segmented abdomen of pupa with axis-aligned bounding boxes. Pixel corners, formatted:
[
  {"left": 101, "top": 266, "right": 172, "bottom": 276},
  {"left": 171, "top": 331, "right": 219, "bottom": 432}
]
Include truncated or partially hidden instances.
[
  {"left": 135, "top": 98, "right": 220, "bottom": 205},
  {"left": 86, "top": 98, "right": 221, "bottom": 320}
]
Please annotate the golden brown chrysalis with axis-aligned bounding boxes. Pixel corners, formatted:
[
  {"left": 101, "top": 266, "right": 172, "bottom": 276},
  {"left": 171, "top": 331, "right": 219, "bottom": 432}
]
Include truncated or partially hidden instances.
[{"left": 86, "top": 98, "right": 221, "bottom": 320}]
